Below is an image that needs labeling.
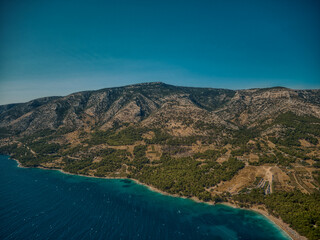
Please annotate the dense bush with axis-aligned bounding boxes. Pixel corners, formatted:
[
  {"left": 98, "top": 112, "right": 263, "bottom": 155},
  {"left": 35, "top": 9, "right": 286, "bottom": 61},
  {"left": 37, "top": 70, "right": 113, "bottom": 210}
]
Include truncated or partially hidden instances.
[
  {"left": 234, "top": 190, "right": 320, "bottom": 240},
  {"left": 87, "top": 127, "right": 145, "bottom": 146},
  {"left": 134, "top": 156, "right": 244, "bottom": 201}
]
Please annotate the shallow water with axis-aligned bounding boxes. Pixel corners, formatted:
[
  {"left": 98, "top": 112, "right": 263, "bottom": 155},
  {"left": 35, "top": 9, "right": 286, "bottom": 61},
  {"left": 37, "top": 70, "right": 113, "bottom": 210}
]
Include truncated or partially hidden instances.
[{"left": 0, "top": 155, "right": 290, "bottom": 240}]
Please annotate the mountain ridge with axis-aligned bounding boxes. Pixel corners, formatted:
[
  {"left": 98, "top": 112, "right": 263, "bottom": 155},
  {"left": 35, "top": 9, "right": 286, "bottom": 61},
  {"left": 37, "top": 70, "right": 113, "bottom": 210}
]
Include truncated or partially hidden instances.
[
  {"left": 0, "top": 82, "right": 320, "bottom": 240},
  {"left": 1, "top": 82, "right": 319, "bottom": 136},
  {"left": 2, "top": 81, "right": 317, "bottom": 107}
]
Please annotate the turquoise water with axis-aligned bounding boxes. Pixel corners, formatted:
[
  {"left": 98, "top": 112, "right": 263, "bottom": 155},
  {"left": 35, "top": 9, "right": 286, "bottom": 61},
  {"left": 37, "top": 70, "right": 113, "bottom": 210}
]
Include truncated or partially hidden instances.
[{"left": 0, "top": 155, "right": 290, "bottom": 240}]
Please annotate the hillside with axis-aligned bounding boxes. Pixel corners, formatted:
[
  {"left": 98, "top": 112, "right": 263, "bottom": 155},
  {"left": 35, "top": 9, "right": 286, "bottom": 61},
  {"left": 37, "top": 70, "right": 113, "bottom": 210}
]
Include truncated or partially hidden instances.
[{"left": 0, "top": 82, "right": 320, "bottom": 239}]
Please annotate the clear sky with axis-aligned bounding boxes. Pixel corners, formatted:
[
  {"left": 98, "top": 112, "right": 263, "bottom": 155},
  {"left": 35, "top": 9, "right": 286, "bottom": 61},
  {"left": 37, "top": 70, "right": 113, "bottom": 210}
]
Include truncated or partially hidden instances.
[{"left": 0, "top": 0, "right": 319, "bottom": 104}]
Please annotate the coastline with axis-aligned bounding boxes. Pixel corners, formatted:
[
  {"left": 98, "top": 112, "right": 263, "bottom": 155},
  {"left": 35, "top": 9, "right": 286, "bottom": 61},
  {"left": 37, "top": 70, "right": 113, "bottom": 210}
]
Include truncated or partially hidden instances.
[
  {"left": 10, "top": 157, "right": 305, "bottom": 240},
  {"left": 219, "top": 202, "right": 306, "bottom": 240},
  {"left": 250, "top": 206, "right": 307, "bottom": 240}
]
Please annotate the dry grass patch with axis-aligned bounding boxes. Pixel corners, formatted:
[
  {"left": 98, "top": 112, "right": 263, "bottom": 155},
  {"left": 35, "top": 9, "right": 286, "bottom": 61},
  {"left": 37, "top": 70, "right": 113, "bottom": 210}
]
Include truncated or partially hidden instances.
[{"left": 146, "top": 145, "right": 162, "bottom": 161}]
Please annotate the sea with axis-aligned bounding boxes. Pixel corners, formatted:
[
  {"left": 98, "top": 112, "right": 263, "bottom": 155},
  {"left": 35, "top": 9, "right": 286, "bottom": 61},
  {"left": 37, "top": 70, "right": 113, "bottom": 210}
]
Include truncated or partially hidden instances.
[{"left": 0, "top": 155, "right": 291, "bottom": 240}]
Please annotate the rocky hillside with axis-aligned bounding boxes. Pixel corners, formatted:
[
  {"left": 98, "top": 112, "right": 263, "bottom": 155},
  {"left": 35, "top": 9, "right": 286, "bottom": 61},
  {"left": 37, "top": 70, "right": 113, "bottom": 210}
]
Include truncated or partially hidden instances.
[
  {"left": 1, "top": 82, "right": 320, "bottom": 239},
  {"left": 0, "top": 82, "right": 319, "bottom": 136}
]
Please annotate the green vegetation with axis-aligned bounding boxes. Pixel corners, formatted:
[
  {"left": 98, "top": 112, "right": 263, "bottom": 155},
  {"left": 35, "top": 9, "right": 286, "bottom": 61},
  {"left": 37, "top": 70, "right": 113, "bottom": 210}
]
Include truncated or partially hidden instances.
[
  {"left": 62, "top": 148, "right": 131, "bottom": 176},
  {"left": 144, "top": 128, "right": 199, "bottom": 146},
  {"left": 229, "top": 128, "right": 259, "bottom": 146},
  {"left": 0, "top": 143, "right": 59, "bottom": 167},
  {"left": 19, "top": 129, "right": 56, "bottom": 143},
  {"left": 234, "top": 190, "right": 320, "bottom": 240},
  {"left": 133, "top": 156, "right": 244, "bottom": 201},
  {"left": 193, "top": 149, "right": 221, "bottom": 160},
  {"left": 133, "top": 145, "right": 147, "bottom": 158},
  {"left": 29, "top": 141, "right": 61, "bottom": 154},
  {"left": 0, "top": 127, "right": 12, "bottom": 138},
  {"left": 106, "top": 127, "right": 144, "bottom": 145},
  {"left": 92, "top": 149, "right": 130, "bottom": 177},
  {"left": 0, "top": 111, "right": 319, "bottom": 240},
  {"left": 86, "top": 126, "right": 145, "bottom": 146},
  {"left": 313, "top": 171, "right": 320, "bottom": 185},
  {"left": 128, "top": 145, "right": 150, "bottom": 171},
  {"left": 63, "top": 158, "right": 93, "bottom": 175},
  {"left": 193, "top": 120, "right": 219, "bottom": 130},
  {"left": 269, "top": 112, "right": 320, "bottom": 147},
  {"left": 61, "top": 145, "right": 86, "bottom": 156},
  {"left": 278, "top": 146, "right": 310, "bottom": 160},
  {"left": 167, "top": 136, "right": 198, "bottom": 146},
  {"left": 145, "top": 129, "right": 171, "bottom": 144},
  {"left": 250, "top": 151, "right": 295, "bottom": 167},
  {"left": 231, "top": 145, "right": 250, "bottom": 156}
]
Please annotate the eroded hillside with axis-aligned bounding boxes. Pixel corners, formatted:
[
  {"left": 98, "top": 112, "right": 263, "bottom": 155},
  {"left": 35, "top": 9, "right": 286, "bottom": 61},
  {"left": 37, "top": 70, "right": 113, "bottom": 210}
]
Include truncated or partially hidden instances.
[{"left": 1, "top": 82, "right": 320, "bottom": 239}]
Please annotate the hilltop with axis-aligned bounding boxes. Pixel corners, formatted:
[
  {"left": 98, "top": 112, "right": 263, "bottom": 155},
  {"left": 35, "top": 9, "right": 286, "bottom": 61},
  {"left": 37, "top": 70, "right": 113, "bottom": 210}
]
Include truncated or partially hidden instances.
[{"left": 0, "top": 82, "right": 320, "bottom": 239}]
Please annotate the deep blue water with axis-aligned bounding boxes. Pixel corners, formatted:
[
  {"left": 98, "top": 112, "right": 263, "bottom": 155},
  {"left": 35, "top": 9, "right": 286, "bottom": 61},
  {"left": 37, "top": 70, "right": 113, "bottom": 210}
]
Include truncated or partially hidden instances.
[{"left": 0, "top": 155, "right": 290, "bottom": 240}]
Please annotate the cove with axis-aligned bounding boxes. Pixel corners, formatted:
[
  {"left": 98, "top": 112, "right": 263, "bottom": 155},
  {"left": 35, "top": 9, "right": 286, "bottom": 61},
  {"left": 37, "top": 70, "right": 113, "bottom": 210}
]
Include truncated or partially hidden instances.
[{"left": 0, "top": 155, "right": 290, "bottom": 240}]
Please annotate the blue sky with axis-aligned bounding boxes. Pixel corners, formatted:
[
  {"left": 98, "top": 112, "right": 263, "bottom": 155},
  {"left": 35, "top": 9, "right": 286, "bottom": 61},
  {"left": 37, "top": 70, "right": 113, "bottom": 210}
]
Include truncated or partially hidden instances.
[{"left": 0, "top": 0, "right": 319, "bottom": 104}]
